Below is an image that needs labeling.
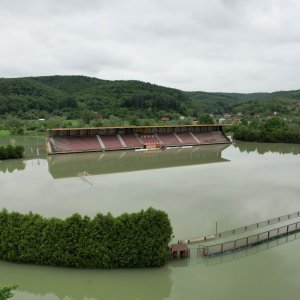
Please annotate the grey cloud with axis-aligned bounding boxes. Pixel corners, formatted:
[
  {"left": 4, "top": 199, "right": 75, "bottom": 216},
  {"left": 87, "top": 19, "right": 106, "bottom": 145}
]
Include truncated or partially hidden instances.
[{"left": 0, "top": 0, "right": 300, "bottom": 92}]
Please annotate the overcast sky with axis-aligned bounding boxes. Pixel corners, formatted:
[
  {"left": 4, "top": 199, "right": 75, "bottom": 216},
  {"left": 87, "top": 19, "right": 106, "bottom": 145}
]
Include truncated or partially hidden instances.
[{"left": 0, "top": 0, "right": 299, "bottom": 92}]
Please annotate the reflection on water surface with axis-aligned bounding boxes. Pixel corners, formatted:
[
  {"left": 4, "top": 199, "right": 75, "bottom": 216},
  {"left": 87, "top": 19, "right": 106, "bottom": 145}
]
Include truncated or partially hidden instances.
[{"left": 0, "top": 139, "right": 299, "bottom": 300}]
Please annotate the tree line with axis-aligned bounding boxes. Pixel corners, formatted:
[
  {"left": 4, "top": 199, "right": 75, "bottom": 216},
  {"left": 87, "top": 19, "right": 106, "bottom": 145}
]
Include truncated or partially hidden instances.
[
  {"left": 0, "top": 208, "right": 173, "bottom": 268},
  {"left": 232, "top": 117, "right": 300, "bottom": 144}
]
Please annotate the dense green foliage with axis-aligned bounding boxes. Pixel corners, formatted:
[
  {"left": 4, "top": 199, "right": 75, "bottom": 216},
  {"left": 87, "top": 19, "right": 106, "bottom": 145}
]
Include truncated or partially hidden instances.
[
  {"left": 233, "top": 117, "right": 300, "bottom": 144},
  {"left": 0, "top": 208, "right": 172, "bottom": 268},
  {"left": 0, "top": 286, "right": 16, "bottom": 300},
  {"left": 1, "top": 75, "right": 299, "bottom": 131},
  {"left": 186, "top": 91, "right": 244, "bottom": 114},
  {"left": 186, "top": 90, "right": 300, "bottom": 114},
  {"left": 1, "top": 76, "right": 299, "bottom": 120},
  {"left": 229, "top": 90, "right": 300, "bottom": 115},
  {"left": 0, "top": 76, "right": 196, "bottom": 120},
  {"left": 0, "top": 145, "right": 24, "bottom": 160}
]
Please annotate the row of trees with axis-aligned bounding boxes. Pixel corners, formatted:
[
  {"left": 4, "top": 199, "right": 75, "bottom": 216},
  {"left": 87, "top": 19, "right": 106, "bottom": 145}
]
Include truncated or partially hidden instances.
[
  {"left": 0, "top": 145, "right": 24, "bottom": 160},
  {"left": 0, "top": 208, "right": 173, "bottom": 268},
  {"left": 233, "top": 117, "right": 300, "bottom": 144},
  {"left": 0, "top": 113, "right": 216, "bottom": 135}
]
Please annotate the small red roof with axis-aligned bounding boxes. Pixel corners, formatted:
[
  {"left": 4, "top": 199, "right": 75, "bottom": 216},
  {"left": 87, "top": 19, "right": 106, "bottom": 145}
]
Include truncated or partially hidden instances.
[{"left": 171, "top": 243, "right": 189, "bottom": 252}]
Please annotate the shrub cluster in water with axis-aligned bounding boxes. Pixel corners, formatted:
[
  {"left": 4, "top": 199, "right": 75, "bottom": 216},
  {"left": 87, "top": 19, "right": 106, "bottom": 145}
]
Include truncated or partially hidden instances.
[
  {"left": 0, "top": 145, "right": 24, "bottom": 160},
  {"left": 0, "top": 208, "right": 173, "bottom": 268}
]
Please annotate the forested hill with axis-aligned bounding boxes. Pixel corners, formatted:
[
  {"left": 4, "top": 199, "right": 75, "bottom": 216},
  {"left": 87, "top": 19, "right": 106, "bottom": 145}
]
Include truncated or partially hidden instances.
[
  {"left": 186, "top": 90, "right": 300, "bottom": 115},
  {"left": 0, "top": 75, "right": 299, "bottom": 120},
  {"left": 0, "top": 76, "right": 196, "bottom": 119}
]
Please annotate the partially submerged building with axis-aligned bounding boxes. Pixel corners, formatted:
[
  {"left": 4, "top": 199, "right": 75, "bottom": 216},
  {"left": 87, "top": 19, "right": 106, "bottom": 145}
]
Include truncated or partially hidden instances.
[{"left": 46, "top": 124, "right": 231, "bottom": 155}]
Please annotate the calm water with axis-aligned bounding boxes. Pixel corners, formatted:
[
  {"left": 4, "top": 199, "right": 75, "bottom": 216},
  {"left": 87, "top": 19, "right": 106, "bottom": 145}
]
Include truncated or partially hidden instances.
[{"left": 0, "top": 137, "right": 300, "bottom": 300}]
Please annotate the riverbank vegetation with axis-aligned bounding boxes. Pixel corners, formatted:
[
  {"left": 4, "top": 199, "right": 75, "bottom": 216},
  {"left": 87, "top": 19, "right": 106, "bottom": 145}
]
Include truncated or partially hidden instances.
[
  {"left": 0, "top": 208, "right": 172, "bottom": 268},
  {"left": 0, "top": 145, "right": 24, "bottom": 160},
  {"left": 0, "top": 286, "right": 16, "bottom": 300},
  {"left": 232, "top": 117, "right": 300, "bottom": 144}
]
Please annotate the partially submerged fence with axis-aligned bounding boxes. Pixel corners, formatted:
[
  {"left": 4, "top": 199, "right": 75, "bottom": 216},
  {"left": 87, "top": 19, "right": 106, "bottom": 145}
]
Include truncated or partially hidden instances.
[
  {"left": 181, "top": 211, "right": 300, "bottom": 244},
  {"left": 204, "top": 230, "right": 300, "bottom": 266},
  {"left": 200, "top": 220, "right": 300, "bottom": 256},
  {"left": 216, "top": 211, "right": 300, "bottom": 239}
]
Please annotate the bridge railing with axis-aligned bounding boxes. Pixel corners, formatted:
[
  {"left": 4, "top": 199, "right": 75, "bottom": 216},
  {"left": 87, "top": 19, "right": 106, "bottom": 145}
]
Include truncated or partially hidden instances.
[
  {"left": 217, "top": 211, "right": 300, "bottom": 239},
  {"left": 200, "top": 221, "right": 300, "bottom": 256},
  {"left": 181, "top": 211, "right": 300, "bottom": 244}
]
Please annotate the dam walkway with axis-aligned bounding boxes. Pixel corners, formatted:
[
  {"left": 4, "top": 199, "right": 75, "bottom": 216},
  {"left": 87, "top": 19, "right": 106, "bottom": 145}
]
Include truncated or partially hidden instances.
[{"left": 174, "top": 211, "right": 300, "bottom": 259}]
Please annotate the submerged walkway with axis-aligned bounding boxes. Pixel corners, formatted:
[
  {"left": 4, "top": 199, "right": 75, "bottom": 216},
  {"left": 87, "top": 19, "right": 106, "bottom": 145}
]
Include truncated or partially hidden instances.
[
  {"left": 177, "top": 211, "right": 300, "bottom": 258},
  {"left": 200, "top": 219, "right": 300, "bottom": 256}
]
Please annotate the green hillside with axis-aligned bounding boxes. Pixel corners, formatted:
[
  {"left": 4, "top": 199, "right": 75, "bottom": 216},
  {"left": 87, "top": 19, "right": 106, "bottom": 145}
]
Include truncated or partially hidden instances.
[
  {"left": 185, "top": 91, "right": 245, "bottom": 114},
  {"left": 186, "top": 90, "right": 300, "bottom": 114},
  {"left": 0, "top": 76, "right": 195, "bottom": 119},
  {"left": 0, "top": 75, "right": 299, "bottom": 121}
]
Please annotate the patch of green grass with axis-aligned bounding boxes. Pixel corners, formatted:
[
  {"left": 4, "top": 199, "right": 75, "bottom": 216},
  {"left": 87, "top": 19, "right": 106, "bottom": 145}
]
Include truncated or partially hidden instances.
[
  {"left": 65, "top": 119, "right": 80, "bottom": 127},
  {"left": 0, "top": 130, "right": 11, "bottom": 136},
  {"left": 25, "top": 130, "right": 46, "bottom": 136}
]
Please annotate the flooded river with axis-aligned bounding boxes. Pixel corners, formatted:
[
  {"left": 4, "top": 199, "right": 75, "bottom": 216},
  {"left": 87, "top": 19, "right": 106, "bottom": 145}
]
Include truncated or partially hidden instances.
[{"left": 0, "top": 137, "right": 299, "bottom": 299}]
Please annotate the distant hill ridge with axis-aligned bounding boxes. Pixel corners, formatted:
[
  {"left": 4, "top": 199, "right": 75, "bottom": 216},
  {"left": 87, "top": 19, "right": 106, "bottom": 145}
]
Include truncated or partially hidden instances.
[{"left": 0, "top": 75, "right": 299, "bottom": 118}]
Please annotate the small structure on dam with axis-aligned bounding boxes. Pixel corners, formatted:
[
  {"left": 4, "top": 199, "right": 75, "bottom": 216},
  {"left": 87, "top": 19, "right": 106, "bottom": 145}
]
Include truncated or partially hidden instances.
[
  {"left": 171, "top": 243, "right": 190, "bottom": 259},
  {"left": 46, "top": 124, "right": 231, "bottom": 154}
]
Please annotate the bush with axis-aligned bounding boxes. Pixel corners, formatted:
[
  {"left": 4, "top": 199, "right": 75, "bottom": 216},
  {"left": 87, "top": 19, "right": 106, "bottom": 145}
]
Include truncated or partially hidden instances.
[
  {"left": 0, "top": 208, "right": 173, "bottom": 268},
  {"left": 0, "top": 286, "right": 16, "bottom": 300},
  {"left": 0, "top": 145, "right": 24, "bottom": 160}
]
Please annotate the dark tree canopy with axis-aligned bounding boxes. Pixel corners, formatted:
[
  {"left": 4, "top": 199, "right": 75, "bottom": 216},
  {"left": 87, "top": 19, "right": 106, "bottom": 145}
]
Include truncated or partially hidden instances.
[{"left": 0, "top": 208, "right": 173, "bottom": 269}]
